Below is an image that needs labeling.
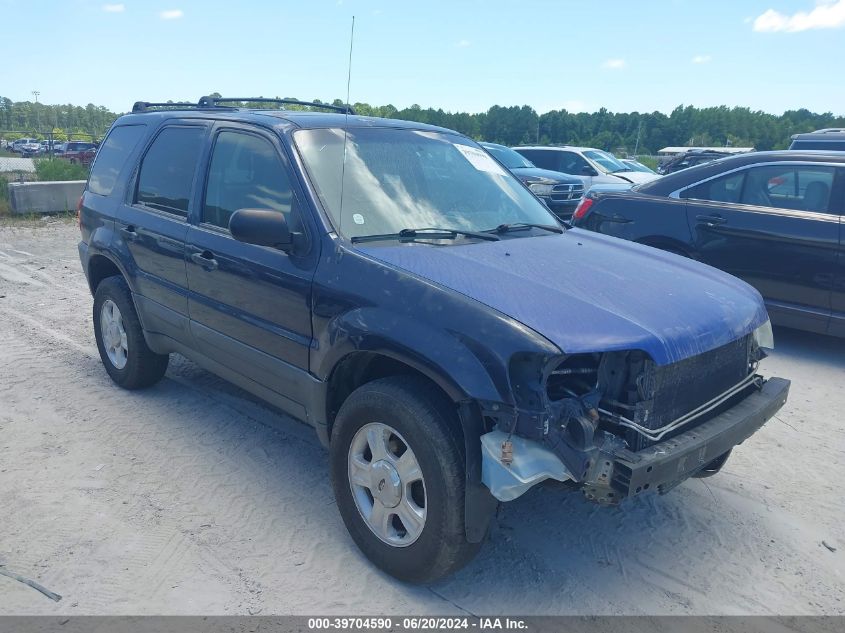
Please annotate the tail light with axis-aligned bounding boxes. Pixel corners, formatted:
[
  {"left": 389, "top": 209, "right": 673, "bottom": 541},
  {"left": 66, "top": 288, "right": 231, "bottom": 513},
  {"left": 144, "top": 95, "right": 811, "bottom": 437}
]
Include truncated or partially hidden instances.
[
  {"left": 572, "top": 197, "right": 594, "bottom": 221},
  {"left": 76, "top": 195, "right": 84, "bottom": 230}
]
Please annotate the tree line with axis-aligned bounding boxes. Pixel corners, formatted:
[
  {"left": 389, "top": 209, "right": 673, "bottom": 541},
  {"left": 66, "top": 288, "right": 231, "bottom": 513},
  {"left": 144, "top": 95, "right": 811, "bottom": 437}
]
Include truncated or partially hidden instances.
[{"left": 2, "top": 94, "right": 843, "bottom": 154}]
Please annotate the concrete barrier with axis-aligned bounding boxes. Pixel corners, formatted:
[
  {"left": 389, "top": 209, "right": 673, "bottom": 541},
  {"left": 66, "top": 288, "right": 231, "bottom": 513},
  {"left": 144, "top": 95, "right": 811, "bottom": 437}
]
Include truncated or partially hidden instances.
[{"left": 8, "top": 180, "right": 86, "bottom": 215}]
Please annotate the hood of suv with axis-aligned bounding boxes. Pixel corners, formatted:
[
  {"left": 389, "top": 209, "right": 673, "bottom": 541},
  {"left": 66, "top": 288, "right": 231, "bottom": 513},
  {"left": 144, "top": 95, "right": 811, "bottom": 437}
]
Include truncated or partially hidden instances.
[{"left": 358, "top": 230, "right": 768, "bottom": 366}]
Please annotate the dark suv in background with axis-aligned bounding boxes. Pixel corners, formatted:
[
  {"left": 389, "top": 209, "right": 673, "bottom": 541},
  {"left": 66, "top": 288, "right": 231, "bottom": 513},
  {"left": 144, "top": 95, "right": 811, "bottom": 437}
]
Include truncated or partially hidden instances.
[
  {"left": 480, "top": 142, "right": 584, "bottom": 219},
  {"left": 789, "top": 129, "right": 845, "bottom": 151},
  {"left": 657, "top": 149, "right": 733, "bottom": 174},
  {"left": 63, "top": 140, "right": 98, "bottom": 165},
  {"left": 77, "top": 96, "right": 788, "bottom": 583}
]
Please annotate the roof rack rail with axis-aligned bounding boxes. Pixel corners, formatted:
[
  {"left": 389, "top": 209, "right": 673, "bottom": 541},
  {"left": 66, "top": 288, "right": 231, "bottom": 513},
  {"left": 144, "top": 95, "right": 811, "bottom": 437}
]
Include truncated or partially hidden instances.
[
  {"left": 131, "top": 101, "right": 213, "bottom": 113},
  {"left": 196, "top": 96, "right": 355, "bottom": 115}
]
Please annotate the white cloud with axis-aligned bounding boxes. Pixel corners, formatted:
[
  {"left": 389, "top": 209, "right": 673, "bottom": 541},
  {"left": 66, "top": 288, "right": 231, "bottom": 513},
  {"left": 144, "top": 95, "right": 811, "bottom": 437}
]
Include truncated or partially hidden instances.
[
  {"left": 692, "top": 54, "right": 711, "bottom": 64},
  {"left": 456, "top": 39, "right": 471, "bottom": 48},
  {"left": 102, "top": 3, "right": 124, "bottom": 12},
  {"left": 159, "top": 9, "right": 183, "bottom": 20},
  {"left": 753, "top": 0, "right": 845, "bottom": 32},
  {"left": 602, "top": 58, "right": 626, "bottom": 70}
]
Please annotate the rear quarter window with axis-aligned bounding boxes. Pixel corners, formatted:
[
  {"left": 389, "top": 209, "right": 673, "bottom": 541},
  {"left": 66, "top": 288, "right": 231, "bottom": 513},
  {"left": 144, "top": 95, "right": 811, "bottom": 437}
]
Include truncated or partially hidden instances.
[{"left": 88, "top": 125, "right": 148, "bottom": 196}]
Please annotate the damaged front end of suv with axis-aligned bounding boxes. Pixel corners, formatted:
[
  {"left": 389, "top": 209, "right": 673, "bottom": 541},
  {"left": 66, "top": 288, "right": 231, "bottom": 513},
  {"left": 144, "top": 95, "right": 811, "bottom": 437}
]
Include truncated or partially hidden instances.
[{"left": 480, "top": 320, "right": 789, "bottom": 504}]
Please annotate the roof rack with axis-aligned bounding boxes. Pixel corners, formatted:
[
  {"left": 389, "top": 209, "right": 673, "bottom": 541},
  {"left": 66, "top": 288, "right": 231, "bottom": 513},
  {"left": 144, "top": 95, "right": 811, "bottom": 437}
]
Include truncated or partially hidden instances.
[
  {"left": 131, "top": 97, "right": 355, "bottom": 115},
  {"left": 196, "top": 96, "right": 355, "bottom": 114},
  {"left": 131, "top": 101, "right": 217, "bottom": 113}
]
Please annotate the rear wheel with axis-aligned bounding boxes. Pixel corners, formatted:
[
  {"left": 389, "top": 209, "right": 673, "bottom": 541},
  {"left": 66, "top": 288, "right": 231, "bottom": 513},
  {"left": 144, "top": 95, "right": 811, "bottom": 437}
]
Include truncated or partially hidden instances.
[
  {"left": 330, "top": 376, "right": 481, "bottom": 583},
  {"left": 93, "top": 276, "right": 168, "bottom": 389}
]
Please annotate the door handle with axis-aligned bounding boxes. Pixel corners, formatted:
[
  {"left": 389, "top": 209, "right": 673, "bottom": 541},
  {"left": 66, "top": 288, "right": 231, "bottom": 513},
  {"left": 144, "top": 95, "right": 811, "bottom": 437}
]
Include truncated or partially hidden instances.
[
  {"left": 120, "top": 225, "right": 138, "bottom": 241},
  {"left": 610, "top": 214, "right": 631, "bottom": 224},
  {"left": 695, "top": 214, "right": 727, "bottom": 227},
  {"left": 190, "top": 250, "right": 218, "bottom": 271}
]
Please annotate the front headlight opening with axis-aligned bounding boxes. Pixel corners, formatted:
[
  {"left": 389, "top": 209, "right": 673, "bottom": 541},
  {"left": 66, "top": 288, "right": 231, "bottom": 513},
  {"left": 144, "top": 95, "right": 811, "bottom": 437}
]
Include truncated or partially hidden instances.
[{"left": 546, "top": 354, "right": 601, "bottom": 401}]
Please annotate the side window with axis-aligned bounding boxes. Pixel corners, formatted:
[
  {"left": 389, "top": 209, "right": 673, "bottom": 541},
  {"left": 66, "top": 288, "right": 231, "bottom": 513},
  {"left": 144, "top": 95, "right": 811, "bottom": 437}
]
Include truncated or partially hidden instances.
[
  {"left": 521, "top": 150, "right": 555, "bottom": 171},
  {"left": 136, "top": 126, "right": 205, "bottom": 216},
  {"left": 88, "top": 125, "right": 147, "bottom": 196},
  {"left": 202, "top": 131, "right": 296, "bottom": 230},
  {"left": 559, "top": 152, "right": 590, "bottom": 174},
  {"left": 741, "top": 165, "right": 834, "bottom": 212},
  {"left": 682, "top": 171, "right": 745, "bottom": 203}
]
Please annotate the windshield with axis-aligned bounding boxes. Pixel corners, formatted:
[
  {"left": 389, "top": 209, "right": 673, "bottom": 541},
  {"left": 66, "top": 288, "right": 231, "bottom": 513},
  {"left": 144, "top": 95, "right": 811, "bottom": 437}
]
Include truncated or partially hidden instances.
[
  {"left": 483, "top": 144, "right": 534, "bottom": 169},
  {"left": 584, "top": 149, "right": 629, "bottom": 173},
  {"left": 294, "top": 128, "right": 558, "bottom": 240}
]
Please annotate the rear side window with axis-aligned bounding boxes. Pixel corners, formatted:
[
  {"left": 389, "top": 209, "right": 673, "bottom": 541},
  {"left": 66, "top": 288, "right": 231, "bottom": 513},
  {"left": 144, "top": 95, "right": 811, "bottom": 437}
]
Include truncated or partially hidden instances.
[
  {"left": 136, "top": 126, "right": 206, "bottom": 216},
  {"left": 88, "top": 125, "right": 147, "bottom": 196},
  {"left": 742, "top": 165, "right": 835, "bottom": 212}
]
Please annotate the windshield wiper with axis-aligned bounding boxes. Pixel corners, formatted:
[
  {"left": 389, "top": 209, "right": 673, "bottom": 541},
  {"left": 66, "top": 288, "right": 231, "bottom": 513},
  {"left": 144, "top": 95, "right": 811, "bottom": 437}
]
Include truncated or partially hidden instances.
[
  {"left": 611, "top": 168, "right": 634, "bottom": 173},
  {"left": 350, "top": 227, "right": 501, "bottom": 244},
  {"left": 488, "top": 222, "right": 564, "bottom": 235}
]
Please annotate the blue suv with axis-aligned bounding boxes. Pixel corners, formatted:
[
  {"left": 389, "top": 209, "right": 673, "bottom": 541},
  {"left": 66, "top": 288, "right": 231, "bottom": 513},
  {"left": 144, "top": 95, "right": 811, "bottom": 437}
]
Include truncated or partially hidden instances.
[{"left": 78, "top": 96, "right": 789, "bottom": 583}]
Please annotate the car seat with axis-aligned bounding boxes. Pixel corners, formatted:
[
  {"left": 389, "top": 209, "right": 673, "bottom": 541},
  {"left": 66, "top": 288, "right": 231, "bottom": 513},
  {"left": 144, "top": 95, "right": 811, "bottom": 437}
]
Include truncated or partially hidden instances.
[{"left": 803, "top": 181, "right": 830, "bottom": 212}]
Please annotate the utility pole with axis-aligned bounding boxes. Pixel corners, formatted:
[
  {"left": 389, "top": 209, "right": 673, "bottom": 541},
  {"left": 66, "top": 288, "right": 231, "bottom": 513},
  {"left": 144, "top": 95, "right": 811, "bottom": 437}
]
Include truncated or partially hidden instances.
[
  {"left": 32, "top": 90, "right": 40, "bottom": 132},
  {"left": 633, "top": 120, "right": 642, "bottom": 157}
]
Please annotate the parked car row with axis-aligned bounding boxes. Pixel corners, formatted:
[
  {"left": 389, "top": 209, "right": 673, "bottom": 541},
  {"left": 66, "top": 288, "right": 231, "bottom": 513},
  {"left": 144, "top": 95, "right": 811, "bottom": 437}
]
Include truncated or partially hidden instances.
[
  {"left": 77, "top": 97, "right": 789, "bottom": 583},
  {"left": 474, "top": 143, "right": 659, "bottom": 220},
  {"left": 2, "top": 138, "right": 98, "bottom": 163}
]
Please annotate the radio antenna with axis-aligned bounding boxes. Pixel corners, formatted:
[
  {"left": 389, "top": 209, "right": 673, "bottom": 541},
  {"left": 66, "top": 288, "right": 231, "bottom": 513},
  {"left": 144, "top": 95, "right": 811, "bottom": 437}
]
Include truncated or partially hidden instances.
[
  {"left": 346, "top": 16, "right": 355, "bottom": 115},
  {"left": 338, "top": 15, "right": 355, "bottom": 233}
]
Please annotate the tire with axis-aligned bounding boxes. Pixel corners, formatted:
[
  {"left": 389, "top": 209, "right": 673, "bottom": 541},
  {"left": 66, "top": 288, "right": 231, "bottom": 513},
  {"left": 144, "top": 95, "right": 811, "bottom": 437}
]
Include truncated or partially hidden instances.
[
  {"left": 330, "top": 376, "right": 481, "bottom": 583},
  {"left": 93, "top": 275, "right": 168, "bottom": 389}
]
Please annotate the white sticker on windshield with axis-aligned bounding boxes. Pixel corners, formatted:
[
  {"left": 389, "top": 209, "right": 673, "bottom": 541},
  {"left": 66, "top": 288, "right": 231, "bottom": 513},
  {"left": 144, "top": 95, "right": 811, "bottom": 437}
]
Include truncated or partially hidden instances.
[
  {"left": 454, "top": 144, "right": 508, "bottom": 176},
  {"left": 353, "top": 213, "right": 365, "bottom": 225}
]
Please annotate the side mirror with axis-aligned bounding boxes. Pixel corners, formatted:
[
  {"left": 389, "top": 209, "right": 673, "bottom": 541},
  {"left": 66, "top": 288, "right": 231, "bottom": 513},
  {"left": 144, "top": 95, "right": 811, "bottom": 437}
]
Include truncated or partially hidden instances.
[
  {"left": 581, "top": 165, "right": 598, "bottom": 177},
  {"left": 229, "top": 209, "right": 293, "bottom": 251}
]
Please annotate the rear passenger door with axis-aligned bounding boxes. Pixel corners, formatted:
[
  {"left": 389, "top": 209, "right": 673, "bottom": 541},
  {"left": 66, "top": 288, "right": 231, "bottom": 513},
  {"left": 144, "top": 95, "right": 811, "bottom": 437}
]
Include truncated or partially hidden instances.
[
  {"left": 118, "top": 123, "right": 209, "bottom": 343},
  {"left": 185, "top": 124, "right": 317, "bottom": 419},
  {"left": 682, "top": 163, "right": 839, "bottom": 334}
]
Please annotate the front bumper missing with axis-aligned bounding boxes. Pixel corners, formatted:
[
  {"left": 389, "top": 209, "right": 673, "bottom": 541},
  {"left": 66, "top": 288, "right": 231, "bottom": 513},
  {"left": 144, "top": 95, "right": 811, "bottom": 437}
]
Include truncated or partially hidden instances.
[{"left": 480, "top": 377, "right": 790, "bottom": 502}]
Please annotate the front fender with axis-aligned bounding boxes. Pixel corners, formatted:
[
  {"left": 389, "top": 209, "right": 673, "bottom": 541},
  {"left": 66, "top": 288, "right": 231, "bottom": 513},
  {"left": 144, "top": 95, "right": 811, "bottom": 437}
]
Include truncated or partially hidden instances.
[
  {"left": 315, "top": 306, "right": 506, "bottom": 405},
  {"left": 314, "top": 307, "right": 511, "bottom": 543}
]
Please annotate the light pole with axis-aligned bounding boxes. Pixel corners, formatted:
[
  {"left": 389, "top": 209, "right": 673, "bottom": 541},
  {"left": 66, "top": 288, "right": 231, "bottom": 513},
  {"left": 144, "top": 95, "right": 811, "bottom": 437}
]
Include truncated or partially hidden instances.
[{"left": 32, "top": 90, "right": 40, "bottom": 132}]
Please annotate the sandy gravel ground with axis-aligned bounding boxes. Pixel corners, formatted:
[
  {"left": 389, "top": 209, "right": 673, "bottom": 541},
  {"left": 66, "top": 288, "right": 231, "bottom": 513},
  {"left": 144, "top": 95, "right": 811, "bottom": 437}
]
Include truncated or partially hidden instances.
[{"left": 0, "top": 219, "right": 843, "bottom": 616}]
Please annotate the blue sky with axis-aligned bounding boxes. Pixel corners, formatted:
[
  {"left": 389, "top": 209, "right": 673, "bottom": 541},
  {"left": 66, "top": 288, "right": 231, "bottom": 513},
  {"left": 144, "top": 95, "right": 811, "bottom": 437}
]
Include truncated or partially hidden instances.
[{"left": 3, "top": 0, "right": 845, "bottom": 115}]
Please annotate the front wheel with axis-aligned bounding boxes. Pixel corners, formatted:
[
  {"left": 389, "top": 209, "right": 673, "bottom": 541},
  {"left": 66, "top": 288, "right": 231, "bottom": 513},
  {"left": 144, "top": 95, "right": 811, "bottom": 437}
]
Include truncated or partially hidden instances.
[{"left": 330, "top": 376, "right": 481, "bottom": 583}]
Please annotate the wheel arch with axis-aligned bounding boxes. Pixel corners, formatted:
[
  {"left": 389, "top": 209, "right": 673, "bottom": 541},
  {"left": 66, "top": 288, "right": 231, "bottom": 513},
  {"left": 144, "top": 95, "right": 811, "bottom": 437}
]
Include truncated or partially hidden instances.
[
  {"left": 322, "top": 348, "right": 499, "bottom": 544},
  {"left": 87, "top": 253, "right": 124, "bottom": 295}
]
